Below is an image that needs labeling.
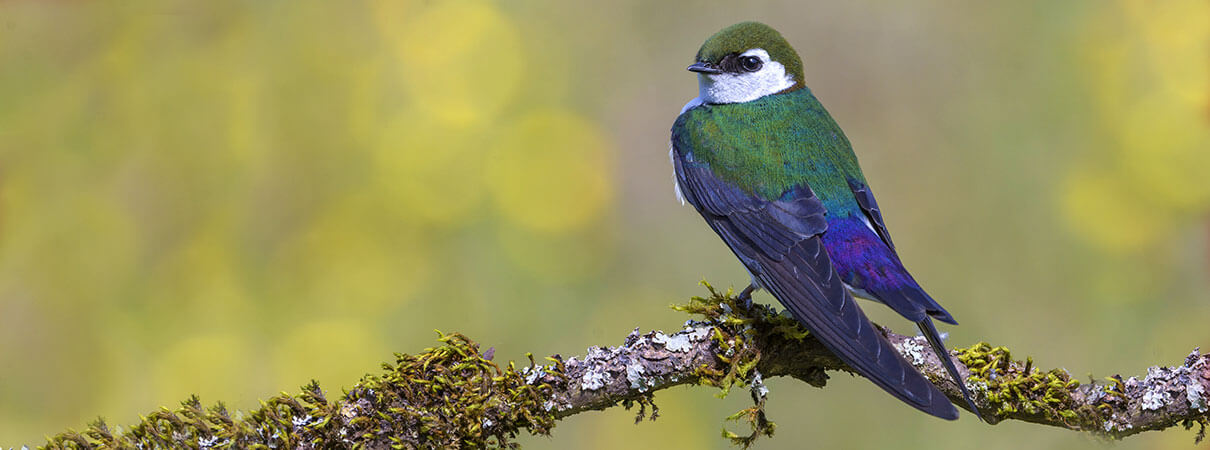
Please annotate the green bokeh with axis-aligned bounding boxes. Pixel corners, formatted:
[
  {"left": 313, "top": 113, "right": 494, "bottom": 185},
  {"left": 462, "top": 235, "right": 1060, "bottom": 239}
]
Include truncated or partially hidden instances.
[{"left": 0, "top": 1, "right": 1207, "bottom": 448}]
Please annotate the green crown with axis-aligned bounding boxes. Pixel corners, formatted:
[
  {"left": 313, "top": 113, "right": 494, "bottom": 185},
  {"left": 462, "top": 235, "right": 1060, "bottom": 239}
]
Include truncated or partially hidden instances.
[{"left": 695, "top": 22, "right": 804, "bottom": 83}]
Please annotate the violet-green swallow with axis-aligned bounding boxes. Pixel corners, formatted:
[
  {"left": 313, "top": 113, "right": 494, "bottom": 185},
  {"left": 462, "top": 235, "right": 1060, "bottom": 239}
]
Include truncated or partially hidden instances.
[{"left": 670, "top": 21, "right": 980, "bottom": 421}]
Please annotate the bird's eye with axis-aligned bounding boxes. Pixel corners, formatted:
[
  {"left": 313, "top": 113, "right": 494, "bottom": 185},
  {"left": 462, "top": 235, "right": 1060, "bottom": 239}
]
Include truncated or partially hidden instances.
[{"left": 740, "top": 56, "right": 763, "bottom": 72}]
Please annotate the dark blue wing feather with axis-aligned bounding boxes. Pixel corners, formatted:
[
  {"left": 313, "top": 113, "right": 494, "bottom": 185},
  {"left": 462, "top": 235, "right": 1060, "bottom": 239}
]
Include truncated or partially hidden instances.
[
  {"left": 673, "top": 153, "right": 959, "bottom": 420},
  {"left": 848, "top": 178, "right": 896, "bottom": 253},
  {"left": 845, "top": 179, "right": 958, "bottom": 325}
]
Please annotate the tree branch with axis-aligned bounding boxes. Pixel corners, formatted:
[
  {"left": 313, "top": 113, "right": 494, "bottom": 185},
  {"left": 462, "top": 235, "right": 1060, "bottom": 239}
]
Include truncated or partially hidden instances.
[{"left": 47, "top": 284, "right": 1209, "bottom": 449}]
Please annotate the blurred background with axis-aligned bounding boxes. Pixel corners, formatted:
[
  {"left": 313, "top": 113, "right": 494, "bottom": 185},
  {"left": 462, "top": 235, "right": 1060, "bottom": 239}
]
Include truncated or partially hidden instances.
[{"left": 0, "top": 0, "right": 1207, "bottom": 448}]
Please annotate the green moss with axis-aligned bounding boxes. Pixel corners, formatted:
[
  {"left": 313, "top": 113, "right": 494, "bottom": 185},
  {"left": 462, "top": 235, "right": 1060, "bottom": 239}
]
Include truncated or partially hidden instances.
[
  {"left": 672, "top": 281, "right": 801, "bottom": 448},
  {"left": 44, "top": 333, "right": 564, "bottom": 449},
  {"left": 1182, "top": 416, "right": 1207, "bottom": 444},
  {"left": 956, "top": 342, "right": 1101, "bottom": 430},
  {"left": 622, "top": 393, "right": 659, "bottom": 424}
]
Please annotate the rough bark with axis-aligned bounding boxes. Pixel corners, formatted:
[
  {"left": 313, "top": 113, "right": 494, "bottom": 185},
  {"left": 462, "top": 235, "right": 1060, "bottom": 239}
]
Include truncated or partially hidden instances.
[{"left": 45, "top": 285, "right": 1210, "bottom": 449}]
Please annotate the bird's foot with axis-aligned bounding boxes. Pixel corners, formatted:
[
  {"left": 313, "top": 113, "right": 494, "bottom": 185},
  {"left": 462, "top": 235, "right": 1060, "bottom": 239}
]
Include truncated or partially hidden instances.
[{"left": 735, "top": 284, "right": 757, "bottom": 311}]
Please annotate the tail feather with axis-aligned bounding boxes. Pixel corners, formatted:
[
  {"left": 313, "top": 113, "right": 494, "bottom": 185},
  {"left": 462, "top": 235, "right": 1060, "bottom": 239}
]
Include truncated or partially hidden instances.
[
  {"left": 752, "top": 238, "right": 959, "bottom": 420},
  {"left": 917, "top": 319, "right": 984, "bottom": 422},
  {"left": 875, "top": 285, "right": 958, "bottom": 325}
]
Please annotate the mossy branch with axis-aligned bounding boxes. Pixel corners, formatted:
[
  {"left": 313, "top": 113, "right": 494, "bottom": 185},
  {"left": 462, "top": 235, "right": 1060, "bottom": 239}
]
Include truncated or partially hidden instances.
[{"left": 45, "top": 283, "right": 1209, "bottom": 449}]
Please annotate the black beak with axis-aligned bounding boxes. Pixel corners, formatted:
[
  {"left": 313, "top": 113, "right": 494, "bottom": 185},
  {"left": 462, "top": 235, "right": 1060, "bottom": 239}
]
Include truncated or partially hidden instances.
[{"left": 687, "top": 62, "right": 722, "bottom": 74}]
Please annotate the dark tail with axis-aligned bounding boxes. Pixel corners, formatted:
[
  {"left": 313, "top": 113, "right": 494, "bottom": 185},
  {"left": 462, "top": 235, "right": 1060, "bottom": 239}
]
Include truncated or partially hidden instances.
[
  {"left": 748, "top": 239, "right": 960, "bottom": 420},
  {"left": 876, "top": 284, "right": 958, "bottom": 325},
  {"left": 917, "top": 318, "right": 984, "bottom": 422}
]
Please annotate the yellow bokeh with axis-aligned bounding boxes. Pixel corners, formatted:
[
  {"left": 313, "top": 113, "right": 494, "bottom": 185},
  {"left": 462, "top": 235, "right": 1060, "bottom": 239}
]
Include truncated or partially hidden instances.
[
  {"left": 374, "top": 112, "right": 486, "bottom": 226},
  {"left": 1060, "top": 167, "right": 1173, "bottom": 253},
  {"left": 368, "top": 0, "right": 418, "bottom": 35},
  {"left": 272, "top": 319, "right": 385, "bottom": 390},
  {"left": 1067, "top": 0, "right": 1210, "bottom": 252},
  {"left": 487, "top": 110, "right": 615, "bottom": 234},
  {"left": 1121, "top": 0, "right": 1210, "bottom": 106},
  {"left": 496, "top": 222, "right": 616, "bottom": 281},
  {"left": 273, "top": 194, "right": 433, "bottom": 312},
  {"left": 223, "top": 65, "right": 269, "bottom": 168},
  {"left": 1, "top": 1, "right": 1208, "bottom": 448},
  {"left": 383, "top": 0, "right": 524, "bottom": 126},
  {"left": 1114, "top": 98, "right": 1210, "bottom": 212},
  {"left": 1091, "top": 0, "right": 1209, "bottom": 112},
  {"left": 152, "top": 333, "right": 252, "bottom": 406},
  {"left": 141, "top": 226, "right": 253, "bottom": 321}
]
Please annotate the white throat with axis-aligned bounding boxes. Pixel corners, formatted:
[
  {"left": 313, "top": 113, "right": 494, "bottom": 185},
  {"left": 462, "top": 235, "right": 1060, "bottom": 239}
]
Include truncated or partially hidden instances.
[{"left": 697, "top": 49, "right": 795, "bottom": 104}]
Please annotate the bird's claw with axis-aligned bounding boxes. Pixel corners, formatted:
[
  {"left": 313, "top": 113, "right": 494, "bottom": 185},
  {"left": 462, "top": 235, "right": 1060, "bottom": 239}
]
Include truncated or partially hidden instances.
[{"left": 736, "top": 284, "right": 757, "bottom": 311}]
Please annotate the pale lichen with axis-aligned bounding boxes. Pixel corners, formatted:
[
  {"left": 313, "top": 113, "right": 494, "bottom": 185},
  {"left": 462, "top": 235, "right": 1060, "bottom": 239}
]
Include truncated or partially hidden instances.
[
  {"left": 580, "top": 370, "right": 608, "bottom": 391},
  {"left": 895, "top": 336, "right": 928, "bottom": 366},
  {"left": 1184, "top": 349, "right": 1208, "bottom": 413},
  {"left": 652, "top": 331, "right": 694, "bottom": 353},
  {"left": 1129, "top": 353, "right": 1210, "bottom": 415},
  {"left": 626, "top": 361, "right": 649, "bottom": 391},
  {"left": 1141, "top": 387, "right": 1172, "bottom": 411}
]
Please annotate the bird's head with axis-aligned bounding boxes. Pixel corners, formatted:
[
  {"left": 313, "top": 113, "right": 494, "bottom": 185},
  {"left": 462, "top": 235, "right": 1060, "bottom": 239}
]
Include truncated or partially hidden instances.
[{"left": 688, "top": 22, "right": 805, "bottom": 105}]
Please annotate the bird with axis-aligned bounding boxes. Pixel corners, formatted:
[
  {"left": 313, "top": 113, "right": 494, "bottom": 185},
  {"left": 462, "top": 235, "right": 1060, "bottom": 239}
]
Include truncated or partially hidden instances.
[{"left": 670, "top": 21, "right": 981, "bottom": 421}]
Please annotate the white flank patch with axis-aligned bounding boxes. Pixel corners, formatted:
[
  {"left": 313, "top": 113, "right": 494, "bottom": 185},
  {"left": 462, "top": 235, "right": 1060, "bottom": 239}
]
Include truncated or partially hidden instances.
[
  {"left": 697, "top": 49, "right": 795, "bottom": 104},
  {"left": 860, "top": 213, "right": 878, "bottom": 234},
  {"left": 843, "top": 282, "right": 875, "bottom": 300},
  {"left": 670, "top": 97, "right": 704, "bottom": 206},
  {"left": 669, "top": 145, "right": 686, "bottom": 205}
]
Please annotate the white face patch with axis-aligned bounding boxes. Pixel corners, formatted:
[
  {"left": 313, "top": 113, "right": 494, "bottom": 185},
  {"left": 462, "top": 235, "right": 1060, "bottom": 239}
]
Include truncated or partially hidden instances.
[{"left": 697, "top": 49, "right": 795, "bottom": 104}]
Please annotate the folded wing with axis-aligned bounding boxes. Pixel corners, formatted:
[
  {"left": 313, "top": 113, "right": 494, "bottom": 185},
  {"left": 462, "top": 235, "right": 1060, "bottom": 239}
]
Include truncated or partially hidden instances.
[{"left": 673, "top": 154, "right": 958, "bottom": 420}]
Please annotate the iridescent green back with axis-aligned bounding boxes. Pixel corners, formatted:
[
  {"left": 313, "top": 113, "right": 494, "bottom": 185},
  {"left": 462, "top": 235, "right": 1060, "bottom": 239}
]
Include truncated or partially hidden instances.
[{"left": 672, "top": 88, "right": 865, "bottom": 205}]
